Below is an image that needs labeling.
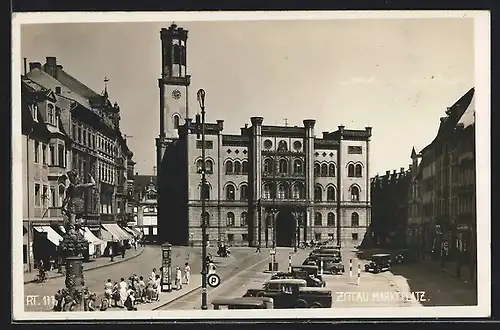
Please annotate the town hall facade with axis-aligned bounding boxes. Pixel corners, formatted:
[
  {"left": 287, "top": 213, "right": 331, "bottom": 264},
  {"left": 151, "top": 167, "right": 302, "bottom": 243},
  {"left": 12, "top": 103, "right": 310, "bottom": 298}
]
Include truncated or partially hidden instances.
[{"left": 156, "top": 24, "right": 372, "bottom": 248}]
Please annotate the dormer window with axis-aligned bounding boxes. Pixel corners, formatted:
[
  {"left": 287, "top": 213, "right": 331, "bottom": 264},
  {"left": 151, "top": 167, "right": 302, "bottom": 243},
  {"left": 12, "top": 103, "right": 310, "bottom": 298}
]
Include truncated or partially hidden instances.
[
  {"left": 47, "top": 103, "right": 55, "bottom": 126},
  {"left": 31, "top": 104, "right": 38, "bottom": 121}
]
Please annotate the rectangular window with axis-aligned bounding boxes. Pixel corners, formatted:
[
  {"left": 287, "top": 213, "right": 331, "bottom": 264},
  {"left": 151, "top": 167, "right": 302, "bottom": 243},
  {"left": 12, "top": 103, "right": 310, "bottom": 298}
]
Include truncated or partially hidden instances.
[
  {"left": 348, "top": 146, "right": 362, "bottom": 154},
  {"left": 50, "top": 187, "right": 56, "bottom": 207},
  {"left": 42, "top": 186, "right": 48, "bottom": 208},
  {"left": 42, "top": 144, "right": 47, "bottom": 165},
  {"left": 83, "top": 130, "right": 87, "bottom": 145},
  {"left": 31, "top": 104, "right": 38, "bottom": 121},
  {"left": 196, "top": 140, "right": 214, "bottom": 150},
  {"left": 242, "top": 234, "right": 248, "bottom": 242},
  {"left": 34, "top": 141, "right": 39, "bottom": 163},
  {"left": 227, "top": 234, "right": 234, "bottom": 243},
  {"left": 78, "top": 127, "right": 82, "bottom": 143},
  {"left": 315, "top": 233, "right": 322, "bottom": 241},
  {"left": 49, "top": 145, "right": 55, "bottom": 165},
  {"left": 47, "top": 105, "right": 54, "bottom": 125},
  {"left": 352, "top": 233, "right": 359, "bottom": 241},
  {"left": 34, "top": 184, "right": 41, "bottom": 206},
  {"left": 153, "top": 227, "right": 158, "bottom": 235},
  {"left": 58, "top": 145, "right": 65, "bottom": 167},
  {"left": 72, "top": 124, "right": 76, "bottom": 140}
]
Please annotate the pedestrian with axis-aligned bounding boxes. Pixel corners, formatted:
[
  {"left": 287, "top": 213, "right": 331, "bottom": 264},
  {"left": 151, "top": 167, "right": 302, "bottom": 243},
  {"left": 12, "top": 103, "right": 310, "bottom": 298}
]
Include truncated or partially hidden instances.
[
  {"left": 175, "top": 267, "right": 182, "bottom": 290},
  {"left": 184, "top": 262, "right": 191, "bottom": 285},
  {"left": 121, "top": 243, "right": 126, "bottom": 258},
  {"left": 151, "top": 268, "right": 157, "bottom": 280},
  {"left": 104, "top": 279, "right": 113, "bottom": 300},
  {"left": 124, "top": 289, "right": 137, "bottom": 311},
  {"left": 255, "top": 246, "right": 261, "bottom": 253},
  {"left": 53, "top": 290, "right": 63, "bottom": 312},
  {"left": 146, "top": 277, "right": 154, "bottom": 302},
  {"left": 134, "top": 239, "right": 137, "bottom": 251},
  {"left": 110, "top": 241, "right": 115, "bottom": 262},
  {"left": 112, "top": 282, "right": 120, "bottom": 307},
  {"left": 119, "top": 277, "right": 128, "bottom": 307},
  {"left": 138, "top": 276, "right": 146, "bottom": 303},
  {"left": 155, "top": 274, "right": 161, "bottom": 299}
]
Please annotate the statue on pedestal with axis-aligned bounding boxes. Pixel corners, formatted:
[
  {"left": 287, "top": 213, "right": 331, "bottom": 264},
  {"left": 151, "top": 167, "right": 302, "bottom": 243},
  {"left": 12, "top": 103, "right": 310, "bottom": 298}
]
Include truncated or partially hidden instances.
[{"left": 55, "top": 169, "right": 96, "bottom": 311}]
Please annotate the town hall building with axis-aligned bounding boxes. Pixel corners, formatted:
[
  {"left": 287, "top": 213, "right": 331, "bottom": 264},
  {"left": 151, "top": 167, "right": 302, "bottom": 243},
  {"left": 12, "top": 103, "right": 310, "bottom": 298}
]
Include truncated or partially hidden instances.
[{"left": 156, "top": 24, "right": 372, "bottom": 248}]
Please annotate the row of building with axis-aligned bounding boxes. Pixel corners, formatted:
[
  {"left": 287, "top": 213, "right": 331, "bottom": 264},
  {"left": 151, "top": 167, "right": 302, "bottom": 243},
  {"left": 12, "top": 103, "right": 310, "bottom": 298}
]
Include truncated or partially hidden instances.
[
  {"left": 370, "top": 87, "right": 476, "bottom": 279},
  {"left": 20, "top": 57, "right": 146, "bottom": 272}
]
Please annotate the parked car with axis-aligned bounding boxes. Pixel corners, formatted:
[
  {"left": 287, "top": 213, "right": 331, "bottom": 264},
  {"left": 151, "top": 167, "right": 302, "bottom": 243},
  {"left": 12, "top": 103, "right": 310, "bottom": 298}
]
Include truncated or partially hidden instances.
[
  {"left": 212, "top": 297, "right": 274, "bottom": 309},
  {"left": 305, "top": 253, "right": 345, "bottom": 275},
  {"left": 364, "top": 253, "right": 392, "bottom": 273},
  {"left": 271, "top": 265, "right": 326, "bottom": 287},
  {"left": 243, "top": 279, "right": 332, "bottom": 308}
]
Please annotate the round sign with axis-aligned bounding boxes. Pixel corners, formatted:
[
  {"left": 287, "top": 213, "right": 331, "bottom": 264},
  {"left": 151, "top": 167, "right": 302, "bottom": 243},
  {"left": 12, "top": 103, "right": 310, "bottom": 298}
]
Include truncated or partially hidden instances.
[{"left": 207, "top": 273, "right": 221, "bottom": 288}]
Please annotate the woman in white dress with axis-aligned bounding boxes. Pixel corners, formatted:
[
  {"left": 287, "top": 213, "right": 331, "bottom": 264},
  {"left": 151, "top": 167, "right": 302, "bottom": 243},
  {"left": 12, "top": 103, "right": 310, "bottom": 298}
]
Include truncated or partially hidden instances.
[{"left": 119, "top": 277, "right": 128, "bottom": 306}]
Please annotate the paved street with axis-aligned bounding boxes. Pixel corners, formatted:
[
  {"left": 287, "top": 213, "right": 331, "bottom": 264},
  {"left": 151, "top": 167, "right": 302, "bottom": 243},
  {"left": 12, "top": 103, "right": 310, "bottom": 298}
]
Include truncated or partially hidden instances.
[
  {"left": 23, "top": 245, "right": 254, "bottom": 312},
  {"left": 157, "top": 247, "right": 309, "bottom": 310}
]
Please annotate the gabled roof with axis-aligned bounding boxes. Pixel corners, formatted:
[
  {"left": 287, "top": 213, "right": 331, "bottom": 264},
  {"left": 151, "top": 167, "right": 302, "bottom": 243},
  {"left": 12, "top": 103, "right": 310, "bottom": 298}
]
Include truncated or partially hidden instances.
[
  {"left": 42, "top": 64, "right": 100, "bottom": 99},
  {"left": 411, "top": 147, "right": 417, "bottom": 158},
  {"left": 26, "top": 68, "right": 94, "bottom": 111}
]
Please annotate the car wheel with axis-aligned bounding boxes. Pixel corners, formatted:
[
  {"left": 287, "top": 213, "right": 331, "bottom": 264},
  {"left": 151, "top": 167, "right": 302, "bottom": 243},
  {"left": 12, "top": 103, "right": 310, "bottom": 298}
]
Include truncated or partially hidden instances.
[
  {"left": 256, "top": 291, "right": 265, "bottom": 297},
  {"left": 295, "top": 299, "right": 308, "bottom": 308},
  {"left": 330, "top": 269, "right": 337, "bottom": 275},
  {"left": 311, "top": 302, "right": 322, "bottom": 308}
]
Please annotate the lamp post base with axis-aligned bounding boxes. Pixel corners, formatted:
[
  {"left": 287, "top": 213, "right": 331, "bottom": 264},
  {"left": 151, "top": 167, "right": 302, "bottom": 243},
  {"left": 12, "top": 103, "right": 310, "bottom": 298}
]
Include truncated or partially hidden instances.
[{"left": 65, "top": 256, "right": 85, "bottom": 311}]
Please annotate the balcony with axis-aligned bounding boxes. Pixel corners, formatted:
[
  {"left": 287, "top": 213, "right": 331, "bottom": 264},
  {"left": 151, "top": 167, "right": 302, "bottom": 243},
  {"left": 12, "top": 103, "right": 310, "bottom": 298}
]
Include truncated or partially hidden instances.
[{"left": 262, "top": 172, "right": 305, "bottom": 179}]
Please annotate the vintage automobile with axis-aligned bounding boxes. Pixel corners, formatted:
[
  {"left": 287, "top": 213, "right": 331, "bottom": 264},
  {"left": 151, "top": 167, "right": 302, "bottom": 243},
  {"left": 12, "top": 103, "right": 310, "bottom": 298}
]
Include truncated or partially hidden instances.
[
  {"left": 217, "top": 244, "right": 230, "bottom": 258},
  {"left": 304, "top": 253, "right": 345, "bottom": 275},
  {"left": 364, "top": 253, "right": 392, "bottom": 273},
  {"left": 212, "top": 297, "right": 274, "bottom": 309},
  {"left": 271, "top": 265, "right": 326, "bottom": 287},
  {"left": 243, "top": 279, "right": 332, "bottom": 308},
  {"left": 394, "top": 249, "right": 416, "bottom": 264}
]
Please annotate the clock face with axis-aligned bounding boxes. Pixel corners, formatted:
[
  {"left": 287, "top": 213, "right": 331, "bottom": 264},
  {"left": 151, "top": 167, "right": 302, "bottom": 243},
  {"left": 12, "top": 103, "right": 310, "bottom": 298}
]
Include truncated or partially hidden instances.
[{"left": 172, "top": 89, "right": 182, "bottom": 99}]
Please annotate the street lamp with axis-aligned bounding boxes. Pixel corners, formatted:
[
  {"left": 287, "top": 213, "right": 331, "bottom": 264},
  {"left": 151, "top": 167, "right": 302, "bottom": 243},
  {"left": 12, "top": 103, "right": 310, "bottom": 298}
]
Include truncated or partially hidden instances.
[
  {"left": 293, "top": 206, "right": 298, "bottom": 253},
  {"left": 196, "top": 88, "right": 208, "bottom": 310}
]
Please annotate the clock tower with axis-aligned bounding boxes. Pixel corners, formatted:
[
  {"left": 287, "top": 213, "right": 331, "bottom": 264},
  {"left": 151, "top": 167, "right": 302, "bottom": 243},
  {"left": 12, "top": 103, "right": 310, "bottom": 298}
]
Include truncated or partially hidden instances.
[{"left": 158, "top": 23, "right": 191, "bottom": 142}]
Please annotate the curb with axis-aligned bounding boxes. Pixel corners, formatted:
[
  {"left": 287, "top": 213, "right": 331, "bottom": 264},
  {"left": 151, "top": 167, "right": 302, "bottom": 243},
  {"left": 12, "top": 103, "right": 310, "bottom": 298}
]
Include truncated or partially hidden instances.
[
  {"left": 151, "top": 285, "right": 202, "bottom": 311},
  {"left": 24, "top": 247, "right": 146, "bottom": 284}
]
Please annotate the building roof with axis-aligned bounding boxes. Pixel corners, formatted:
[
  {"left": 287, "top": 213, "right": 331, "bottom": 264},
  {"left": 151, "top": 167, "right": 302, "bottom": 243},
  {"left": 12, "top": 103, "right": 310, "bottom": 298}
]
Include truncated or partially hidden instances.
[
  {"left": 42, "top": 63, "right": 100, "bottom": 99},
  {"left": 456, "top": 93, "right": 475, "bottom": 128}
]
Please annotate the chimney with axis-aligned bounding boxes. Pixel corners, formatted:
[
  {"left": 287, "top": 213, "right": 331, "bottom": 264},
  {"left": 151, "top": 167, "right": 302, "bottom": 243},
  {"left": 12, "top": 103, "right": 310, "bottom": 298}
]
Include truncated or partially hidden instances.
[
  {"left": 385, "top": 170, "right": 390, "bottom": 176},
  {"left": 393, "top": 170, "right": 397, "bottom": 175},
  {"left": 23, "top": 58, "right": 27, "bottom": 75},
  {"left": 400, "top": 167, "right": 405, "bottom": 173},
  {"left": 29, "top": 62, "right": 42, "bottom": 71},
  {"left": 323, "top": 132, "right": 329, "bottom": 138},
  {"left": 55, "top": 86, "right": 61, "bottom": 94},
  {"left": 45, "top": 56, "right": 57, "bottom": 78},
  {"left": 56, "top": 64, "right": 63, "bottom": 78}
]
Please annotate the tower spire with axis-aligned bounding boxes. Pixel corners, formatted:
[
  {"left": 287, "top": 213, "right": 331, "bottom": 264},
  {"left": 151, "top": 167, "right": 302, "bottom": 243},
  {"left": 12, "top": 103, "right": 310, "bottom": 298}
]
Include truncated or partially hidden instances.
[{"left": 103, "top": 76, "right": 109, "bottom": 98}]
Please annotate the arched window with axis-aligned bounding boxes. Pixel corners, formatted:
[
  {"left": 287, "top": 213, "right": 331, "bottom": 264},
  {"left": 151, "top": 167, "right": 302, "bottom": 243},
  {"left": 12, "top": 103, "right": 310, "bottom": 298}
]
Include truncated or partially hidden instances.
[
  {"left": 227, "top": 212, "right": 235, "bottom": 227},
  {"left": 278, "top": 140, "right": 288, "bottom": 151},
  {"left": 242, "top": 161, "right": 248, "bottom": 174},
  {"left": 327, "top": 187, "right": 336, "bottom": 201},
  {"left": 173, "top": 44, "right": 181, "bottom": 64},
  {"left": 206, "top": 159, "right": 213, "bottom": 174},
  {"left": 328, "top": 164, "right": 335, "bottom": 177},
  {"left": 327, "top": 212, "right": 335, "bottom": 226},
  {"left": 350, "top": 186, "right": 360, "bottom": 201},
  {"left": 351, "top": 212, "right": 359, "bottom": 227},
  {"left": 180, "top": 45, "right": 186, "bottom": 65},
  {"left": 314, "top": 186, "right": 322, "bottom": 201},
  {"left": 314, "top": 213, "right": 322, "bottom": 226},
  {"left": 240, "top": 185, "right": 248, "bottom": 200},
  {"left": 240, "top": 212, "right": 248, "bottom": 227},
  {"left": 293, "top": 159, "right": 303, "bottom": 174},
  {"left": 226, "top": 184, "right": 235, "bottom": 200},
  {"left": 314, "top": 163, "right": 320, "bottom": 177},
  {"left": 292, "top": 183, "right": 304, "bottom": 199},
  {"left": 234, "top": 161, "right": 241, "bottom": 174},
  {"left": 200, "top": 183, "right": 210, "bottom": 200},
  {"left": 225, "top": 160, "right": 233, "bottom": 174},
  {"left": 201, "top": 212, "right": 210, "bottom": 227},
  {"left": 348, "top": 164, "right": 355, "bottom": 177},
  {"left": 321, "top": 164, "right": 328, "bottom": 177},
  {"left": 264, "top": 159, "right": 273, "bottom": 173},
  {"left": 279, "top": 159, "right": 288, "bottom": 174},
  {"left": 355, "top": 164, "right": 363, "bottom": 177},
  {"left": 263, "top": 183, "right": 272, "bottom": 199},
  {"left": 278, "top": 183, "right": 290, "bottom": 199},
  {"left": 173, "top": 115, "right": 180, "bottom": 129},
  {"left": 196, "top": 159, "right": 203, "bottom": 173}
]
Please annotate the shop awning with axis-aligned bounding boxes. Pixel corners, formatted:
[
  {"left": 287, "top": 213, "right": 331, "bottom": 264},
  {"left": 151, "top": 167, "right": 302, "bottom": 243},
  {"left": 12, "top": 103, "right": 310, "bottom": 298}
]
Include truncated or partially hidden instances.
[
  {"left": 129, "top": 227, "right": 142, "bottom": 237},
  {"left": 33, "top": 226, "right": 63, "bottom": 246},
  {"left": 101, "top": 223, "right": 131, "bottom": 241},
  {"left": 100, "top": 228, "right": 114, "bottom": 242},
  {"left": 83, "top": 227, "right": 105, "bottom": 245},
  {"left": 123, "top": 227, "right": 139, "bottom": 238}
]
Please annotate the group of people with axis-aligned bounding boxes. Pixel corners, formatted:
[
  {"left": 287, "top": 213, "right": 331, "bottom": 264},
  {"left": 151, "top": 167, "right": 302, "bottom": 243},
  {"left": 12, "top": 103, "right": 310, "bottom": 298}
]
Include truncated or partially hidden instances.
[{"left": 98, "top": 264, "right": 192, "bottom": 311}]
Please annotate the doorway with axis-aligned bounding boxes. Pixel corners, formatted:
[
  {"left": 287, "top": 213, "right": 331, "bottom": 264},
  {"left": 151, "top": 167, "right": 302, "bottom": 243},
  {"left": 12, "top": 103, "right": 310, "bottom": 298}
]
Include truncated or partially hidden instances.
[{"left": 276, "top": 211, "right": 296, "bottom": 247}]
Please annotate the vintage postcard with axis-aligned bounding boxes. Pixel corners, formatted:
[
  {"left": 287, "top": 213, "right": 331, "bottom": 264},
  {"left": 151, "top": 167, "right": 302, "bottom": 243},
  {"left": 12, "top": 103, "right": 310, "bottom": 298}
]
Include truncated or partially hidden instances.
[{"left": 11, "top": 11, "right": 490, "bottom": 321}]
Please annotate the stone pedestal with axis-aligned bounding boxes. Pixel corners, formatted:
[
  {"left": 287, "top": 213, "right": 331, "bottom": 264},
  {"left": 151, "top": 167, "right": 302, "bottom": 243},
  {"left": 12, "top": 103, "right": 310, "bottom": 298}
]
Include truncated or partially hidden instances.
[{"left": 65, "top": 256, "right": 85, "bottom": 311}]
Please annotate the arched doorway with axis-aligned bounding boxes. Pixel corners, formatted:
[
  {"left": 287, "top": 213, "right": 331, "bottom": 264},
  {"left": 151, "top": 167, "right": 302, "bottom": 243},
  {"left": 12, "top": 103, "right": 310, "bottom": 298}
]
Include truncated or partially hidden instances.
[{"left": 276, "top": 211, "right": 296, "bottom": 247}]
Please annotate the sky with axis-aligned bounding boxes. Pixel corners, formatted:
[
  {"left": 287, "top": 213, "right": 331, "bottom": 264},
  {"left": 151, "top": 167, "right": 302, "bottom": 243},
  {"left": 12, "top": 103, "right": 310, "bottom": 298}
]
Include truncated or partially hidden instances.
[{"left": 20, "top": 18, "right": 474, "bottom": 177}]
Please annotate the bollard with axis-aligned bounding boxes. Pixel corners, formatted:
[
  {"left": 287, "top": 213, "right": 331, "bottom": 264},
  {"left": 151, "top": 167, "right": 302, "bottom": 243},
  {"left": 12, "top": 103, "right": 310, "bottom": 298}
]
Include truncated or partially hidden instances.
[
  {"left": 349, "top": 259, "right": 353, "bottom": 278},
  {"left": 357, "top": 264, "right": 361, "bottom": 286},
  {"left": 288, "top": 254, "right": 292, "bottom": 273},
  {"left": 319, "top": 257, "right": 324, "bottom": 276}
]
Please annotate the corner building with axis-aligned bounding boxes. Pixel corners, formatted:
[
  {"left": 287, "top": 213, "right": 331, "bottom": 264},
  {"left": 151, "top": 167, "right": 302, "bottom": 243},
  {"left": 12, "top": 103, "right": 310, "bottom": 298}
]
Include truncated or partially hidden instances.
[{"left": 157, "top": 24, "right": 372, "bottom": 248}]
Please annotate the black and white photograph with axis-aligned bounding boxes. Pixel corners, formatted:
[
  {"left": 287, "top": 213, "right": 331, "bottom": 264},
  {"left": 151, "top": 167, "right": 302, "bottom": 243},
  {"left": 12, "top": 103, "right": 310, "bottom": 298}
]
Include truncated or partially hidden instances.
[{"left": 11, "top": 11, "right": 490, "bottom": 320}]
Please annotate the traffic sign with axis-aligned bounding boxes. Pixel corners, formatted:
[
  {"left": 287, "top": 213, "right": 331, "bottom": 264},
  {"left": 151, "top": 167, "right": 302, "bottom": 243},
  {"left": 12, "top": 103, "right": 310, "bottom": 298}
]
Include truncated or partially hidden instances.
[{"left": 207, "top": 273, "right": 221, "bottom": 288}]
